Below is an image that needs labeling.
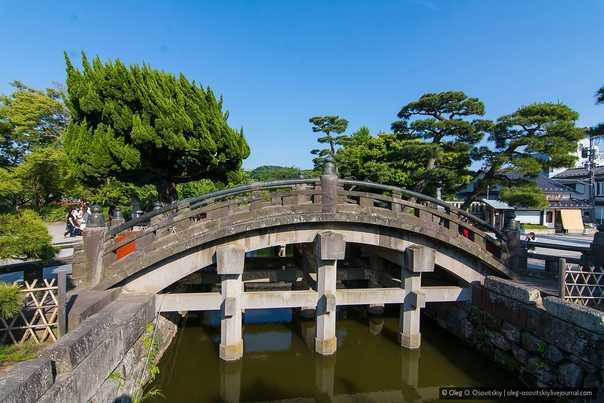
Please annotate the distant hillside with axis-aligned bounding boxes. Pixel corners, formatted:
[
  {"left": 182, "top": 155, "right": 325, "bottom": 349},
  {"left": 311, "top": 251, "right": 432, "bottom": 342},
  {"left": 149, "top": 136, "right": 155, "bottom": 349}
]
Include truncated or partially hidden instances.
[{"left": 249, "top": 166, "right": 319, "bottom": 182}]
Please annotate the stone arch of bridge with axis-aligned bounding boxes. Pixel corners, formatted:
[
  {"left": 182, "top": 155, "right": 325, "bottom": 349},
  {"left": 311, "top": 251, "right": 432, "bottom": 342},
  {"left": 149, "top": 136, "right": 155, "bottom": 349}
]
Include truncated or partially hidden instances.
[{"left": 120, "top": 222, "right": 493, "bottom": 294}]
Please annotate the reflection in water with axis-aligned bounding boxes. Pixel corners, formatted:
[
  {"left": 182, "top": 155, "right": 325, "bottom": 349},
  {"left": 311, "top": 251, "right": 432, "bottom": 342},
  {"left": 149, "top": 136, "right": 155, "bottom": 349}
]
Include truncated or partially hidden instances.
[
  {"left": 0, "top": 264, "right": 71, "bottom": 284},
  {"left": 148, "top": 307, "right": 519, "bottom": 403}
]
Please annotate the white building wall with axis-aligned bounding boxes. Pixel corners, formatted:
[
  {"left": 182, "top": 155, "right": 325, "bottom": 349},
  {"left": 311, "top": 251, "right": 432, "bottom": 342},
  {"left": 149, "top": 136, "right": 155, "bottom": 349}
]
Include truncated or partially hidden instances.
[
  {"left": 515, "top": 210, "right": 542, "bottom": 225},
  {"left": 549, "top": 138, "right": 604, "bottom": 178}
]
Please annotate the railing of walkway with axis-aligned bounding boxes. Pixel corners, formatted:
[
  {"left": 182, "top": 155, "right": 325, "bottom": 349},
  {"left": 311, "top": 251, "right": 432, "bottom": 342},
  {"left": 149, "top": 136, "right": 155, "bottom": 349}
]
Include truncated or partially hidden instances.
[
  {"left": 521, "top": 238, "right": 604, "bottom": 309},
  {"left": 109, "top": 178, "right": 504, "bottom": 240},
  {"left": 0, "top": 271, "right": 67, "bottom": 344},
  {"left": 97, "top": 172, "right": 508, "bottom": 273}
]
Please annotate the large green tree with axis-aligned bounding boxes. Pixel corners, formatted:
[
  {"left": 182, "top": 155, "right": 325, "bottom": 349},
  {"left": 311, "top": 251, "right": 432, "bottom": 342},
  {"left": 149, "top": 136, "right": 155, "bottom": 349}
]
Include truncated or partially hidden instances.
[
  {"left": 309, "top": 115, "right": 349, "bottom": 168},
  {"left": 391, "top": 91, "right": 491, "bottom": 195},
  {"left": 13, "top": 146, "right": 72, "bottom": 210},
  {"left": 337, "top": 127, "right": 428, "bottom": 188},
  {"left": 499, "top": 183, "right": 548, "bottom": 210},
  {"left": 0, "top": 81, "right": 68, "bottom": 167},
  {"left": 463, "top": 103, "right": 584, "bottom": 209},
  {"left": 63, "top": 53, "right": 250, "bottom": 203}
]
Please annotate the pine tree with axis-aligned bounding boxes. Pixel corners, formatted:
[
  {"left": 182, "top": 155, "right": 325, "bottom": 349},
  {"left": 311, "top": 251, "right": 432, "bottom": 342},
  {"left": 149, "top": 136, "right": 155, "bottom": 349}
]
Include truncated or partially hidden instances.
[
  {"left": 309, "top": 115, "right": 349, "bottom": 168},
  {"left": 464, "top": 103, "right": 584, "bottom": 208},
  {"left": 391, "top": 91, "right": 490, "bottom": 195},
  {"left": 63, "top": 53, "right": 250, "bottom": 203}
]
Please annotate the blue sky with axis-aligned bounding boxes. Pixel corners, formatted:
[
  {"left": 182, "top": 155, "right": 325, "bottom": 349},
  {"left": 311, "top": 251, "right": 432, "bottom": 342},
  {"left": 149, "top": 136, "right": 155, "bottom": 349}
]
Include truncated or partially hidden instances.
[{"left": 1, "top": 0, "right": 603, "bottom": 169}]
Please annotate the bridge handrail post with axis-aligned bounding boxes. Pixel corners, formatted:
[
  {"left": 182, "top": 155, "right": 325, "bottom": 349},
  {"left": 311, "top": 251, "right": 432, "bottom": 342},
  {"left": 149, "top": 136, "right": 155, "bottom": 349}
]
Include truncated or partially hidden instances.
[
  {"left": 590, "top": 224, "right": 604, "bottom": 267},
  {"left": 320, "top": 161, "right": 338, "bottom": 214},
  {"left": 558, "top": 257, "right": 567, "bottom": 299},
  {"left": 502, "top": 211, "right": 522, "bottom": 272},
  {"left": 79, "top": 225, "right": 108, "bottom": 288},
  {"left": 72, "top": 205, "right": 107, "bottom": 288},
  {"left": 57, "top": 269, "right": 68, "bottom": 337}
]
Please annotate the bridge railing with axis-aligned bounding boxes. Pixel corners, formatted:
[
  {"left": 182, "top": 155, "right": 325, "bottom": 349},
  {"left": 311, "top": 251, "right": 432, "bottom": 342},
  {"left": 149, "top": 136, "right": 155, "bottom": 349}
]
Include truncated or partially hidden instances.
[
  {"left": 338, "top": 180, "right": 504, "bottom": 240},
  {"left": 520, "top": 235, "right": 604, "bottom": 309},
  {"left": 101, "top": 174, "right": 506, "bottom": 268},
  {"left": 108, "top": 178, "right": 317, "bottom": 237}
]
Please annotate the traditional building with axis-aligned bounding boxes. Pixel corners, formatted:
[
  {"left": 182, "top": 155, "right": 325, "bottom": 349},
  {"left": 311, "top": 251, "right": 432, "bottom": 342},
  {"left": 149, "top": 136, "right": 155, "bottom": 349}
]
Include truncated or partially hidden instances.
[
  {"left": 456, "top": 174, "right": 590, "bottom": 233},
  {"left": 551, "top": 166, "right": 604, "bottom": 224}
]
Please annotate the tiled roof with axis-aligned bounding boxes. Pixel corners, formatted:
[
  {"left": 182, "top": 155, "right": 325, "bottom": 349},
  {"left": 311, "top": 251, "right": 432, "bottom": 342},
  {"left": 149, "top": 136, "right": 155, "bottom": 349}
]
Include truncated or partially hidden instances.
[
  {"left": 534, "top": 175, "right": 576, "bottom": 193},
  {"left": 549, "top": 199, "right": 592, "bottom": 208},
  {"left": 505, "top": 173, "right": 576, "bottom": 194},
  {"left": 481, "top": 199, "right": 513, "bottom": 210},
  {"left": 552, "top": 166, "right": 604, "bottom": 179}
]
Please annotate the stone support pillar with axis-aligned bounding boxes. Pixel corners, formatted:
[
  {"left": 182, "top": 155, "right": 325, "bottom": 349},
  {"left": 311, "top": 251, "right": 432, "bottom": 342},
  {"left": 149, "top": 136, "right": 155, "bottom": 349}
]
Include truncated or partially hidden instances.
[
  {"left": 399, "top": 245, "right": 434, "bottom": 349},
  {"left": 368, "top": 255, "right": 385, "bottom": 315},
  {"left": 314, "top": 232, "right": 345, "bottom": 355},
  {"left": 217, "top": 245, "right": 245, "bottom": 361},
  {"left": 295, "top": 244, "right": 317, "bottom": 319}
]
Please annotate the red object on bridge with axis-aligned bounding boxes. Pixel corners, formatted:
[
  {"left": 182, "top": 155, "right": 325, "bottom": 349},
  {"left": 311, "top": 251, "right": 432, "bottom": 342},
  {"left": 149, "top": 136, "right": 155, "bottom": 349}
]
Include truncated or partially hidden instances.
[
  {"left": 461, "top": 227, "right": 471, "bottom": 238},
  {"left": 115, "top": 234, "right": 137, "bottom": 260}
]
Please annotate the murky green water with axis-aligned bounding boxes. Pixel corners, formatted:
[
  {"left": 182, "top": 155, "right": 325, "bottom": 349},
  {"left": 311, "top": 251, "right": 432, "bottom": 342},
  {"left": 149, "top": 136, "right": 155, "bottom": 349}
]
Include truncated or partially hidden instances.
[{"left": 148, "top": 307, "right": 519, "bottom": 403}]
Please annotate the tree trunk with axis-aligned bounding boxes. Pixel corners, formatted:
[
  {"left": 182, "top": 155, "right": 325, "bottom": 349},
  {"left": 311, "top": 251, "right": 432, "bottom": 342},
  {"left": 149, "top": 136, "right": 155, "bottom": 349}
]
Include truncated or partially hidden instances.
[
  {"left": 460, "top": 192, "right": 482, "bottom": 210},
  {"left": 414, "top": 157, "right": 436, "bottom": 194},
  {"left": 156, "top": 178, "right": 178, "bottom": 204}
]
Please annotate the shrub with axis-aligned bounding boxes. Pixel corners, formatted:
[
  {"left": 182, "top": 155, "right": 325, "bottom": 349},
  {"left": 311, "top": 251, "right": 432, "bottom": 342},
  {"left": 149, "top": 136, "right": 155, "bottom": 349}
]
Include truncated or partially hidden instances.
[
  {"left": 0, "top": 283, "right": 24, "bottom": 319},
  {"left": 39, "top": 205, "right": 68, "bottom": 223},
  {"left": 0, "top": 210, "right": 56, "bottom": 261}
]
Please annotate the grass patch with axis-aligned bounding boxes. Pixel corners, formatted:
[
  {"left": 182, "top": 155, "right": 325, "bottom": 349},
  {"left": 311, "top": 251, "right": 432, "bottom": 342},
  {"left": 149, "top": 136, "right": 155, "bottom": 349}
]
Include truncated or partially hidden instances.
[
  {"left": 521, "top": 224, "right": 549, "bottom": 230},
  {"left": 0, "top": 342, "right": 43, "bottom": 364}
]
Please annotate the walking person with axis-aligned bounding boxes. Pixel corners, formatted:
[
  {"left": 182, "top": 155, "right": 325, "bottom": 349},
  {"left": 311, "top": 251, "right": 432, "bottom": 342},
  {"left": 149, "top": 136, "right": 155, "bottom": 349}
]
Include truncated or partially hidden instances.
[
  {"left": 79, "top": 202, "right": 91, "bottom": 230},
  {"left": 66, "top": 208, "right": 81, "bottom": 237}
]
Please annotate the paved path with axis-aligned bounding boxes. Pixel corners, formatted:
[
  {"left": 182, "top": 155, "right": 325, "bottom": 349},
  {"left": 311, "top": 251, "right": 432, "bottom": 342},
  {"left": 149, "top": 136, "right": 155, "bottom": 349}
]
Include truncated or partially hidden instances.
[{"left": 47, "top": 222, "right": 81, "bottom": 247}]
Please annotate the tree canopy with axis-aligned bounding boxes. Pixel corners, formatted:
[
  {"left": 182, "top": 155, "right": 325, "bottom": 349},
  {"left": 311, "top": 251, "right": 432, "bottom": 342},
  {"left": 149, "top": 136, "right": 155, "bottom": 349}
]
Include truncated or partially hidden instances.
[
  {"left": 500, "top": 183, "right": 548, "bottom": 210},
  {"left": 391, "top": 91, "right": 490, "bottom": 195},
  {"left": 464, "top": 102, "right": 584, "bottom": 208},
  {"left": 63, "top": 53, "right": 250, "bottom": 203},
  {"left": 248, "top": 165, "right": 318, "bottom": 182},
  {"left": 309, "top": 115, "right": 349, "bottom": 168},
  {"left": 337, "top": 127, "right": 427, "bottom": 188},
  {"left": 14, "top": 147, "right": 73, "bottom": 210},
  {"left": 0, "top": 81, "right": 67, "bottom": 167}
]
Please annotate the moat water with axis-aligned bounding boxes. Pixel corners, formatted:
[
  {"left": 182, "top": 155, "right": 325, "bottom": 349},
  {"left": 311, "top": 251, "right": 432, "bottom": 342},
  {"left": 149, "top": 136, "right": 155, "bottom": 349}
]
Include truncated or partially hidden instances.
[{"left": 147, "top": 307, "right": 519, "bottom": 403}]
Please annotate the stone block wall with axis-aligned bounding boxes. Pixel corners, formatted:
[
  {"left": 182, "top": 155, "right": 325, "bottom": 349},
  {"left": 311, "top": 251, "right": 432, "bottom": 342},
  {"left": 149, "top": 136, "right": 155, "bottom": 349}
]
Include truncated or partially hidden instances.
[
  {"left": 425, "top": 277, "right": 604, "bottom": 391},
  {"left": 0, "top": 294, "right": 177, "bottom": 403}
]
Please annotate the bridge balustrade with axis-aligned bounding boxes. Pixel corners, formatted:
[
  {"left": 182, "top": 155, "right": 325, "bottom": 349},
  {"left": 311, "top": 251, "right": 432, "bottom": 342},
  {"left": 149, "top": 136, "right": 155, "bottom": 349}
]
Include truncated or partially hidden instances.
[{"left": 99, "top": 174, "right": 507, "bottom": 269}]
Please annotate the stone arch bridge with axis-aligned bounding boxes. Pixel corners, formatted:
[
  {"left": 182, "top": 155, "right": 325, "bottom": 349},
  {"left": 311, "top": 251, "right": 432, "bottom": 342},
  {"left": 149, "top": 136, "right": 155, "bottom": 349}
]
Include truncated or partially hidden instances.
[{"left": 73, "top": 163, "right": 513, "bottom": 360}]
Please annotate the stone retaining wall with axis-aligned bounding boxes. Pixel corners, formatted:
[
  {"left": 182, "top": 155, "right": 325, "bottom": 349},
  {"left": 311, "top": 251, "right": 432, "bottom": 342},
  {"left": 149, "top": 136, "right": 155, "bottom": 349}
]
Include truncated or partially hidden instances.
[
  {"left": 425, "top": 276, "right": 604, "bottom": 392},
  {"left": 0, "top": 293, "right": 177, "bottom": 403}
]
